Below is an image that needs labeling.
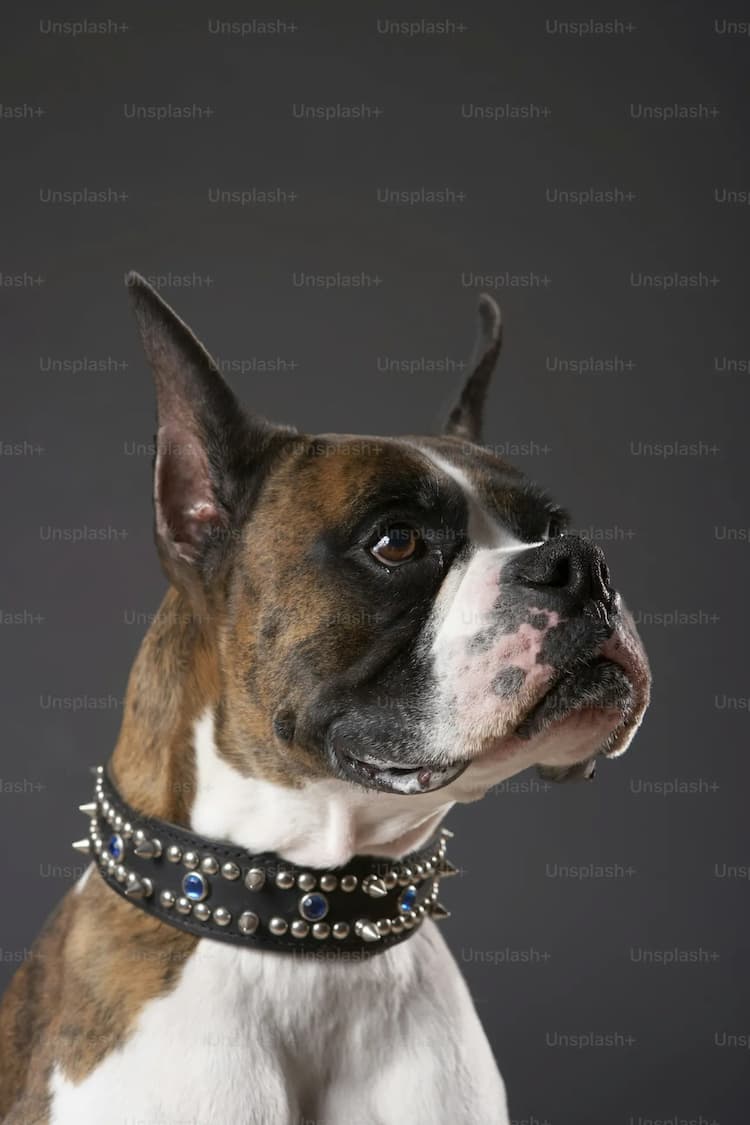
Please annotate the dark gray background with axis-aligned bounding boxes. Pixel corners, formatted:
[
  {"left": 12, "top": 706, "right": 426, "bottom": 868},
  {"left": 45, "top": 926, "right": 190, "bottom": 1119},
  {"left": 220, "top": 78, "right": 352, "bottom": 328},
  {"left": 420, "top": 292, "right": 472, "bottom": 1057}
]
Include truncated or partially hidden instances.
[{"left": 1, "top": 4, "right": 747, "bottom": 1123}]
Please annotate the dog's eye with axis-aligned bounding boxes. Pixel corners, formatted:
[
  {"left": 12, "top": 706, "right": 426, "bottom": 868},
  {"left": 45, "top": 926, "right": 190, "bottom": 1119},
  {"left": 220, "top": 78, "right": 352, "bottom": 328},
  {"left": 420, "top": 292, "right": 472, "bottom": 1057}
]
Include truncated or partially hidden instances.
[
  {"left": 370, "top": 525, "right": 422, "bottom": 567},
  {"left": 545, "top": 516, "right": 564, "bottom": 539}
]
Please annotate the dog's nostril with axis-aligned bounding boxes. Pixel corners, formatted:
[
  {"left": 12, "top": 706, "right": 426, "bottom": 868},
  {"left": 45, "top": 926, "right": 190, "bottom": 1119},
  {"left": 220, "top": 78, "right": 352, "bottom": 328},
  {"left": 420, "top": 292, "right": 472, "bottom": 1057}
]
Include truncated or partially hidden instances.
[
  {"left": 508, "top": 535, "right": 615, "bottom": 617},
  {"left": 520, "top": 556, "right": 570, "bottom": 590},
  {"left": 543, "top": 556, "right": 570, "bottom": 589}
]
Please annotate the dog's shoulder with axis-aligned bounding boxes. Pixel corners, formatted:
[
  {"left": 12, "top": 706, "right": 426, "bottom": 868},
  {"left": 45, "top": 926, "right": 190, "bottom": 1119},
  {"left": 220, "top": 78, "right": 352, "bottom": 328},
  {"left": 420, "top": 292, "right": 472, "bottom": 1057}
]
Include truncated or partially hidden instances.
[
  {"left": 0, "top": 868, "right": 197, "bottom": 1123},
  {"left": 0, "top": 884, "right": 75, "bottom": 1123}
]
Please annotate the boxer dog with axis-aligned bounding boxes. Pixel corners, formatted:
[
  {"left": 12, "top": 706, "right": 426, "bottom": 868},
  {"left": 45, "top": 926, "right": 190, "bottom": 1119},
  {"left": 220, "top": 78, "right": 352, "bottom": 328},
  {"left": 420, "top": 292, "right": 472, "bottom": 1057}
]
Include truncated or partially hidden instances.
[{"left": 0, "top": 275, "right": 650, "bottom": 1125}]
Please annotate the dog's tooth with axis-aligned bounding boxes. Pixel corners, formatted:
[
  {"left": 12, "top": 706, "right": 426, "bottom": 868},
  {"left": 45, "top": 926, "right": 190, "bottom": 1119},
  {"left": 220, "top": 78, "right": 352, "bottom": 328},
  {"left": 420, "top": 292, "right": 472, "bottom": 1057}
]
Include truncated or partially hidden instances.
[{"left": 71, "top": 838, "right": 91, "bottom": 855}]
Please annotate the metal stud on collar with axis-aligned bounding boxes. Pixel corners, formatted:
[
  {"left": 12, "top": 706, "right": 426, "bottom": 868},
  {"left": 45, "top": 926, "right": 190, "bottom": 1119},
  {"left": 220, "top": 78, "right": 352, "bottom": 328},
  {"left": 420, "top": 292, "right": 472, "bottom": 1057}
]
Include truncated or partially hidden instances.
[
  {"left": 354, "top": 919, "right": 381, "bottom": 943},
  {"left": 81, "top": 764, "right": 455, "bottom": 953}
]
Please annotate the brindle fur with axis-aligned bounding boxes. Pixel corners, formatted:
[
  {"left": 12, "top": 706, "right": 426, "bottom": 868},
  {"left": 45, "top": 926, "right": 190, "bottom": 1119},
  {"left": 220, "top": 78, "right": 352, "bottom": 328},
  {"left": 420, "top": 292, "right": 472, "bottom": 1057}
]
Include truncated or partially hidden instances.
[{"left": 0, "top": 278, "right": 638, "bottom": 1121}]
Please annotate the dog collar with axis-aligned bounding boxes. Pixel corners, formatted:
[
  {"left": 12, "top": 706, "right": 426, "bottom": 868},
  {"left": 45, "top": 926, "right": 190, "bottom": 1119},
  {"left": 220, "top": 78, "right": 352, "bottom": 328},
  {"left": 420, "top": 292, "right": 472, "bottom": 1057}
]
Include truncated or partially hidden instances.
[{"left": 72, "top": 766, "right": 456, "bottom": 958}]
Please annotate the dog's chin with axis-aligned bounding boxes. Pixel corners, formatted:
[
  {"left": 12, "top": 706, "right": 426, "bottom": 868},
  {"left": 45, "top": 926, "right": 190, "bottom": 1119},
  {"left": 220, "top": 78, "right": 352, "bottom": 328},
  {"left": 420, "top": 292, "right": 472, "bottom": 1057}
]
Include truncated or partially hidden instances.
[{"left": 461, "top": 657, "right": 639, "bottom": 791}]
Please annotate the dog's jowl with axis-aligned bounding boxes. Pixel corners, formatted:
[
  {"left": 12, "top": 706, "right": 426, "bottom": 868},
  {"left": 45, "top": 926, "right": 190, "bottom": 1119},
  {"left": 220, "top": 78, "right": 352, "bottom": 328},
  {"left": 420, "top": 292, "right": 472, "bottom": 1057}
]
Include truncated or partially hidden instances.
[{"left": 0, "top": 276, "right": 650, "bottom": 1125}]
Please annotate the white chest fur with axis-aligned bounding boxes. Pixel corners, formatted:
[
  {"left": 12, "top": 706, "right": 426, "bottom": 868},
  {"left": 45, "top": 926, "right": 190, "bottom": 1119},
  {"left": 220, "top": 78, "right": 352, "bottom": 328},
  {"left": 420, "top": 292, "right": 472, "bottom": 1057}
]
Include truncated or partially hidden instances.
[
  {"left": 50, "top": 920, "right": 508, "bottom": 1125},
  {"left": 49, "top": 710, "right": 509, "bottom": 1124}
]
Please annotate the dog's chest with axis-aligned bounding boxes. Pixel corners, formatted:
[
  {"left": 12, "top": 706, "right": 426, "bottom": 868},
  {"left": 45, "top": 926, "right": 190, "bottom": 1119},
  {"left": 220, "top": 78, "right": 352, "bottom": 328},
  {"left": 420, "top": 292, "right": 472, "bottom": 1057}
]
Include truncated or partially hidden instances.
[{"left": 48, "top": 922, "right": 507, "bottom": 1125}]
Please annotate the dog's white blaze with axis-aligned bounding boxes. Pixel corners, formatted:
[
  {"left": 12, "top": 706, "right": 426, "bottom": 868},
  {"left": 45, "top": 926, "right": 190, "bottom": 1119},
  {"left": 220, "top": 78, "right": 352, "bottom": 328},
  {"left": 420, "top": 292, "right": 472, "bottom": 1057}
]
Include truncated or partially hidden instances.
[
  {"left": 409, "top": 444, "right": 536, "bottom": 644},
  {"left": 406, "top": 445, "right": 547, "bottom": 759},
  {"left": 48, "top": 923, "right": 508, "bottom": 1125},
  {"left": 414, "top": 447, "right": 516, "bottom": 549}
]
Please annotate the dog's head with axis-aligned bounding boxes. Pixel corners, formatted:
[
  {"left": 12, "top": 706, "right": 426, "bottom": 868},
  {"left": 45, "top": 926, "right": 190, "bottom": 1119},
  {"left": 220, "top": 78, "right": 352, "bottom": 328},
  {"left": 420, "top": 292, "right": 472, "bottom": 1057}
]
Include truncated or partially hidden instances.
[{"left": 128, "top": 274, "right": 650, "bottom": 804}]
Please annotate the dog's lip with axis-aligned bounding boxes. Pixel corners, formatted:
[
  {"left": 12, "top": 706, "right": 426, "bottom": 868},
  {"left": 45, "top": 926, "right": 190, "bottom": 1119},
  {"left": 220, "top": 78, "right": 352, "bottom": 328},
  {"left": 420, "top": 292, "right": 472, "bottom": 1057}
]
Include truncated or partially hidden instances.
[
  {"left": 513, "top": 656, "right": 633, "bottom": 742},
  {"left": 330, "top": 740, "right": 469, "bottom": 796}
]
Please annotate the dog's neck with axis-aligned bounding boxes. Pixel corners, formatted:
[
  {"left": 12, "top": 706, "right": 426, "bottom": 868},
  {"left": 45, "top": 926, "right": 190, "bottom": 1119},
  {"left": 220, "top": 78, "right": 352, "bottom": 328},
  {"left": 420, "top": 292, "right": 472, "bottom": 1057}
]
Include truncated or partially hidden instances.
[{"left": 110, "top": 589, "right": 452, "bottom": 868}]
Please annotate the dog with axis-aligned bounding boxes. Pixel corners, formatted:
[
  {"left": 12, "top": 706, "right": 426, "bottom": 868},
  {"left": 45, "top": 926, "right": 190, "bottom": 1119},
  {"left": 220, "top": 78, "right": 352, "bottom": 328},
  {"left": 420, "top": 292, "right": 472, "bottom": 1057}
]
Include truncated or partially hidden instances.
[{"left": 0, "top": 275, "right": 650, "bottom": 1125}]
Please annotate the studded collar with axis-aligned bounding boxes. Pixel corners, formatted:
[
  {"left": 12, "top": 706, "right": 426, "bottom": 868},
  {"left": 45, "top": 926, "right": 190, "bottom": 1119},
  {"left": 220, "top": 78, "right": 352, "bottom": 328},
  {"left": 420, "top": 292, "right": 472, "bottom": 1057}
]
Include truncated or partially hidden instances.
[{"left": 73, "top": 766, "right": 456, "bottom": 957}]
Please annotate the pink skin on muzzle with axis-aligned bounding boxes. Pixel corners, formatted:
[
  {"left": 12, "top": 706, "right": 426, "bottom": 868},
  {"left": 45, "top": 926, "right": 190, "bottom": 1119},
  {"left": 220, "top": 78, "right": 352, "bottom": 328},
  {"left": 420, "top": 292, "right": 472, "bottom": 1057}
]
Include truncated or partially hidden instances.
[{"left": 430, "top": 552, "right": 650, "bottom": 782}]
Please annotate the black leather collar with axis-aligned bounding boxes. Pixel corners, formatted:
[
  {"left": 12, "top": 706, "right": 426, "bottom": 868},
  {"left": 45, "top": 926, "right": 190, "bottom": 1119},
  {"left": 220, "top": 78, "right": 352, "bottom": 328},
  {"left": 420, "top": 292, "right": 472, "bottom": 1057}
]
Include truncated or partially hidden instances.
[{"left": 73, "top": 766, "right": 456, "bottom": 958}]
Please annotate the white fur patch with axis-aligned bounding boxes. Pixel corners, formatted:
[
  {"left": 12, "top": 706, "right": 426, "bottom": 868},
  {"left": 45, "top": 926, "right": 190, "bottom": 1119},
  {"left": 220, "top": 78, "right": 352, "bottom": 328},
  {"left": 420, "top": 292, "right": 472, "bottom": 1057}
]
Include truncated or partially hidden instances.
[
  {"left": 49, "top": 924, "right": 508, "bottom": 1125},
  {"left": 420, "top": 447, "right": 542, "bottom": 553},
  {"left": 190, "top": 709, "right": 459, "bottom": 866},
  {"left": 403, "top": 444, "right": 552, "bottom": 763},
  {"left": 48, "top": 712, "right": 510, "bottom": 1125}
]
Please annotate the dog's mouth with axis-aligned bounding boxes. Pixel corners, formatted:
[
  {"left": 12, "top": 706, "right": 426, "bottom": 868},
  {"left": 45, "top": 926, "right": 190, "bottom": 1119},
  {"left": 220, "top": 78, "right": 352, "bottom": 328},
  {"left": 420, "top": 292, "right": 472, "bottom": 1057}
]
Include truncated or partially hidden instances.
[
  {"left": 329, "top": 738, "right": 469, "bottom": 796},
  {"left": 326, "top": 637, "right": 646, "bottom": 796}
]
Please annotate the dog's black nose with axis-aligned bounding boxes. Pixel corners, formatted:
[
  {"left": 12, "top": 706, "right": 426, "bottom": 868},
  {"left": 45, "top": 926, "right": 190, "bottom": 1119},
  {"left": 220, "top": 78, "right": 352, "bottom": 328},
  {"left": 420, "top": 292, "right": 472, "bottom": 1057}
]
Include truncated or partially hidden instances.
[{"left": 506, "top": 535, "right": 615, "bottom": 616}]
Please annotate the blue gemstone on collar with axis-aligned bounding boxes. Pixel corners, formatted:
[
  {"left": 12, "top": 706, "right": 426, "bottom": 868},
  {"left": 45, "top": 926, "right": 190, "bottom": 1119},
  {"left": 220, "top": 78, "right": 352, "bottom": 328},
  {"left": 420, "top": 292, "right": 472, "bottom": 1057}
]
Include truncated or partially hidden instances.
[
  {"left": 299, "top": 892, "right": 329, "bottom": 922},
  {"left": 107, "top": 833, "right": 124, "bottom": 861},
  {"left": 182, "top": 872, "right": 208, "bottom": 902},
  {"left": 398, "top": 885, "right": 417, "bottom": 913}
]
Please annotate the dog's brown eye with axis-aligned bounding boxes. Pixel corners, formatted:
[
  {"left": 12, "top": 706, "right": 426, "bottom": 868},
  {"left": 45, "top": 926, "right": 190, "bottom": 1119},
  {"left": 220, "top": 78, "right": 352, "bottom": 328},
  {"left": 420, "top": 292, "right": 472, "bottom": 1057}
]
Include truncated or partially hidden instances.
[{"left": 370, "top": 525, "right": 422, "bottom": 566}]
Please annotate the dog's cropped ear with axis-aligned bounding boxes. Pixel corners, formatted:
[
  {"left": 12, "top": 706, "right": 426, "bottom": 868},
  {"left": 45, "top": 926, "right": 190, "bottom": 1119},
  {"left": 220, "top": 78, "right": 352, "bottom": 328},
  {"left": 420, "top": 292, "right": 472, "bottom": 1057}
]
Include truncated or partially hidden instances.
[
  {"left": 443, "top": 294, "right": 503, "bottom": 443},
  {"left": 126, "top": 272, "right": 290, "bottom": 591}
]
